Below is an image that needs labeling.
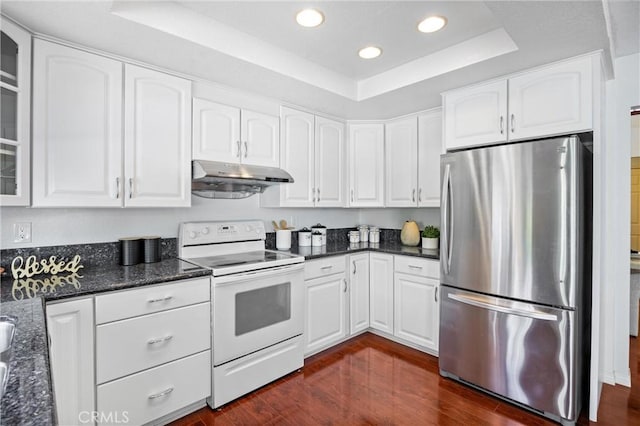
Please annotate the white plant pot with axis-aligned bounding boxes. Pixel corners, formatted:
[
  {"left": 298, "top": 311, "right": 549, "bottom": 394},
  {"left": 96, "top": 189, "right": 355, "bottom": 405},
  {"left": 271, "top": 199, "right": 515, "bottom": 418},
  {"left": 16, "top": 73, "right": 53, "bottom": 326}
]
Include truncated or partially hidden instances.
[{"left": 422, "top": 237, "right": 439, "bottom": 250}]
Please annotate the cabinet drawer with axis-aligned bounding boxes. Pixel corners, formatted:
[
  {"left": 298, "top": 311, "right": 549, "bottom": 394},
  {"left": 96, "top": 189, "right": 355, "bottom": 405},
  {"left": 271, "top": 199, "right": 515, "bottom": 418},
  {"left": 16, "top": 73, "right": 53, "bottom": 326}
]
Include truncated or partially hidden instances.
[
  {"left": 95, "top": 277, "right": 210, "bottom": 324},
  {"left": 304, "top": 256, "right": 346, "bottom": 280},
  {"left": 96, "top": 303, "right": 210, "bottom": 384},
  {"left": 394, "top": 256, "right": 439, "bottom": 279},
  {"left": 97, "top": 350, "right": 210, "bottom": 426}
]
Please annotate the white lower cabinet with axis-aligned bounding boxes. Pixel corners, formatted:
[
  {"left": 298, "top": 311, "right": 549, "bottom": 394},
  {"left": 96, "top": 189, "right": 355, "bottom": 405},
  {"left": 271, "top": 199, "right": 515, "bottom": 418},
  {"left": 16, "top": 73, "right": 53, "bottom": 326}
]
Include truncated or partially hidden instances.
[
  {"left": 393, "top": 256, "right": 440, "bottom": 352},
  {"left": 369, "top": 253, "right": 394, "bottom": 334},
  {"left": 304, "top": 257, "right": 348, "bottom": 355},
  {"left": 97, "top": 351, "right": 210, "bottom": 426},
  {"left": 46, "top": 298, "right": 96, "bottom": 426},
  {"left": 349, "top": 253, "right": 370, "bottom": 334}
]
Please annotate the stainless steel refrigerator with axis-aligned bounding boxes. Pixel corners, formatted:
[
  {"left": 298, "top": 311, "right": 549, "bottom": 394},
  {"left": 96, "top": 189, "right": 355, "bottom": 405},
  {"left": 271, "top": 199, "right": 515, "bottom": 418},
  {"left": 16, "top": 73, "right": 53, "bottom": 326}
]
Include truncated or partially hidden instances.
[{"left": 439, "top": 135, "right": 592, "bottom": 425}]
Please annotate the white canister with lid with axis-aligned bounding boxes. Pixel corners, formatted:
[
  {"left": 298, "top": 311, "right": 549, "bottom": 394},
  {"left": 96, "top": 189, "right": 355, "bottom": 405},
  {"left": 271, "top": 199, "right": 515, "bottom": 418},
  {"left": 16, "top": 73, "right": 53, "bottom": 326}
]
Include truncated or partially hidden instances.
[
  {"left": 298, "top": 228, "right": 312, "bottom": 247},
  {"left": 311, "top": 223, "right": 327, "bottom": 245},
  {"left": 348, "top": 230, "right": 360, "bottom": 244},
  {"left": 369, "top": 226, "right": 380, "bottom": 243},
  {"left": 358, "top": 225, "right": 369, "bottom": 242},
  {"left": 312, "top": 231, "right": 323, "bottom": 247}
]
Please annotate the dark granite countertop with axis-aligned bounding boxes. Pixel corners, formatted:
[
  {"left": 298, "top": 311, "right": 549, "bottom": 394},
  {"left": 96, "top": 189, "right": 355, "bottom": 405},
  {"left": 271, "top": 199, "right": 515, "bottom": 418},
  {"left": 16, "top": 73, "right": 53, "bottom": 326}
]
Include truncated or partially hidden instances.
[
  {"left": 0, "top": 258, "right": 211, "bottom": 426},
  {"left": 286, "top": 241, "right": 439, "bottom": 261}
]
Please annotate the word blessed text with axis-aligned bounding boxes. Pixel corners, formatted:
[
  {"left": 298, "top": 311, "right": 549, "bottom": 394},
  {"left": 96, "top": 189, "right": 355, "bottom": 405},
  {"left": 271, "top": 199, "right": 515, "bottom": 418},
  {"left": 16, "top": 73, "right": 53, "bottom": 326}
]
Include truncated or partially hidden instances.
[{"left": 11, "top": 255, "right": 84, "bottom": 279}]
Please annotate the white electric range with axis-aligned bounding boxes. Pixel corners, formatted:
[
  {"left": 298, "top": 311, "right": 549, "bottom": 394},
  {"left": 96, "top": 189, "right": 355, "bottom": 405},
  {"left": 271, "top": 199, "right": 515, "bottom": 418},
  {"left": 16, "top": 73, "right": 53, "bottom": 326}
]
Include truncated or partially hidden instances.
[{"left": 178, "top": 220, "right": 304, "bottom": 409}]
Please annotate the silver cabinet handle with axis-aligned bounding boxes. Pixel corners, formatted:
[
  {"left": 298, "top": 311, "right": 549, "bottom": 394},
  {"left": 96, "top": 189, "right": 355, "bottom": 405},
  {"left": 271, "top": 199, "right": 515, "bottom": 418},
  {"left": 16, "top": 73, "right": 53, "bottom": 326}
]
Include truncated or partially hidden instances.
[
  {"left": 351, "top": 189, "right": 354, "bottom": 203},
  {"left": 435, "top": 286, "right": 438, "bottom": 302},
  {"left": 418, "top": 188, "right": 422, "bottom": 202},
  {"left": 441, "top": 164, "right": 452, "bottom": 274},
  {"left": 147, "top": 296, "right": 173, "bottom": 303},
  {"left": 244, "top": 141, "right": 248, "bottom": 158},
  {"left": 320, "top": 265, "right": 333, "bottom": 270},
  {"left": 353, "top": 260, "right": 356, "bottom": 275},
  {"left": 148, "top": 387, "right": 174, "bottom": 400},
  {"left": 409, "top": 265, "right": 422, "bottom": 270},
  {"left": 510, "top": 114, "right": 515, "bottom": 133},
  {"left": 236, "top": 140, "right": 241, "bottom": 158},
  {"left": 147, "top": 335, "right": 173, "bottom": 345},
  {"left": 343, "top": 278, "right": 347, "bottom": 293},
  {"left": 129, "top": 178, "right": 133, "bottom": 199},
  {"left": 115, "top": 177, "right": 120, "bottom": 199},
  {"left": 317, "top": 188, "right": 320, "bottom": 203},
  {"left": 499, "top": 116, "right": 504, "bottom": 135},
  {"left": 448, "top": 293, "right": 558, "bottom": 321},
  {"left": 312, "top": 187, "right": 315, "bottom": 203}
]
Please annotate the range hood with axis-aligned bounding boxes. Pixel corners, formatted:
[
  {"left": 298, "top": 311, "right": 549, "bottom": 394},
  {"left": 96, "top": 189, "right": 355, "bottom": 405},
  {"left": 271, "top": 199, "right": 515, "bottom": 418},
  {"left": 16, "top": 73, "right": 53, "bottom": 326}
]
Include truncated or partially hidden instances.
[{"left": 192, "top": 160, "right": 294, "bottom": 199}]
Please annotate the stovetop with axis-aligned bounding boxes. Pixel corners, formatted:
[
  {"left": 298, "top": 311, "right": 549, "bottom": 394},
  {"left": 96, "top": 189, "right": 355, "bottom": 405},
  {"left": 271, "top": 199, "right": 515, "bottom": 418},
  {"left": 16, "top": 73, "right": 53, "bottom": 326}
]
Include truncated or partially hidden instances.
[{"left": 182, "top": 249, "right": 303, "bottom": 277}]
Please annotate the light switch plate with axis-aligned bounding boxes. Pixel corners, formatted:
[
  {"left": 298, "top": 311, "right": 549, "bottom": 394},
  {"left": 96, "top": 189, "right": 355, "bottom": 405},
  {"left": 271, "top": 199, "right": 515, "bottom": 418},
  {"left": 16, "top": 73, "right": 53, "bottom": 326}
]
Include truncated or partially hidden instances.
[{"left": 13, "top": 222, "right": 31, "bottom": 243}]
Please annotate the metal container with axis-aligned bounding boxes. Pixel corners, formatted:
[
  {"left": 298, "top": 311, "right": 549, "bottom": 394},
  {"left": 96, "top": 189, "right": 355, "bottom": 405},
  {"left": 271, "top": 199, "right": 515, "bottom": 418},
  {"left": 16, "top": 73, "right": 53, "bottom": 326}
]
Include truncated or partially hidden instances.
[
  {"left": 369, "top": 227, "right": 380, "bottom": 243},
  {"left": 358, "top": 225, "right": 369, "bottom": 243},
  {"left": 298, "top": 228, "right": 312, "bottom": 247},
  {"left": 311, "top": 232, "right": 323, "bottom": 247},
  {"left": 119, "top": 237, "right": 142, "bottom": 266},
  {"left": 348, "top": 230, "right": 360, "bottom": 244},
  {"left": 311, "top": 223, "right": 327, "bottom": 245},
  {"left": 142, "top": 236, "right": 161, "bottom": 263}
]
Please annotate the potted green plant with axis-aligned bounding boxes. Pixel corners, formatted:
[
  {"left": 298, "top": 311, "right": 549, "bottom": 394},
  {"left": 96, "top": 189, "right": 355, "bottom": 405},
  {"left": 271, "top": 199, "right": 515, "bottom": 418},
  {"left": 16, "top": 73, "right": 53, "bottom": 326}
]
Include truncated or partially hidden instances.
[{"left": 422, "top": 225, "right": 440, "bottom": 249}]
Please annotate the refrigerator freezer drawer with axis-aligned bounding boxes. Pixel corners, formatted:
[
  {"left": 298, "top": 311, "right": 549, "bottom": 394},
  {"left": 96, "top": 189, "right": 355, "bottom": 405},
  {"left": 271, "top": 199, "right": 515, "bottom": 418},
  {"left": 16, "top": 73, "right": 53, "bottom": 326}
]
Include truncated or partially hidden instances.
[{"left": 439, "top": 285, "right": 579, "bottom": 422}]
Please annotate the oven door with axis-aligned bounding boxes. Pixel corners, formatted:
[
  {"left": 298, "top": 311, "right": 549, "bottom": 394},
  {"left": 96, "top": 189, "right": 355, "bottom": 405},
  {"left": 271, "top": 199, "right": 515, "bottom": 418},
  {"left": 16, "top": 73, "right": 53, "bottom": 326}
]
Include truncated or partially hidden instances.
[{"left": 212, "top": 263, "right": 304, "bottom": 366}]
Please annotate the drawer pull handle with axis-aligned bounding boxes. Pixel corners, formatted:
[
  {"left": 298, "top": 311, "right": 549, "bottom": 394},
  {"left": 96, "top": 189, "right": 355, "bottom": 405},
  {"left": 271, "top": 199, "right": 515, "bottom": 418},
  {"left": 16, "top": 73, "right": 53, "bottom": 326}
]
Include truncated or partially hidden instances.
[
  {"left": 148, "top": 296, "right": 173, "bottom": 303},
  {"left": 409, "top": 265, "right": 423, "bottom": 270},
  {"left": 148, "top": 335, "right": 173, "bottom": 345},
  {"left": 148, "top": 387, "right": 174, "bottom": 400},
  {"left": 320, "top": 265, "right": 333, "bottom": 270}
]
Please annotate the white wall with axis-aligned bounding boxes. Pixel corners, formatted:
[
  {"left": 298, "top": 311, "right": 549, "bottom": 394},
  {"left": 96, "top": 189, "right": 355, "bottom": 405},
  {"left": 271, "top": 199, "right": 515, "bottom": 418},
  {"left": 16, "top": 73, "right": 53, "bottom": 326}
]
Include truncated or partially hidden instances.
[
  {"left": 602, "top": 52, "right": 640, "bottom": 388},
  {"left": 0, "top": 196, "right": 439, "bottom": 249}
]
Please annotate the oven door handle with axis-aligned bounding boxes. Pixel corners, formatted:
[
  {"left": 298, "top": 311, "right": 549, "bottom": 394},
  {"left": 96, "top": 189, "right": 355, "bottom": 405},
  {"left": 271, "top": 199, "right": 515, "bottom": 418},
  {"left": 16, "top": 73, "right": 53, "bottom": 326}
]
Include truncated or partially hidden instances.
[{"left": 213, "top": 263, "right": 304, "bottom": 285}]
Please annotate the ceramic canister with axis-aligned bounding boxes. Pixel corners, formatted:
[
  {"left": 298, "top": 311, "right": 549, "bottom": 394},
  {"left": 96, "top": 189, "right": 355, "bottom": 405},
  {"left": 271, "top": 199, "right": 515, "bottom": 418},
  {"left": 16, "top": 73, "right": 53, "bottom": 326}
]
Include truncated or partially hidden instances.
[
  {"left": 298, "top": 228, "right": 312, "bottom": 247},
  {"left": 358, "top": 225, "right": 369, "bottom": 242},
  {"left": 312, "top": 232, "right": 323, "bottom": 247},
  {"left": 369, "top": 227, "right": 380, "bottom": 243},
  {"left": 311, "top": 223, "right": 327, "bottom": 245},
  {"left": 348, "top": 230, "right": 360, "bottom": 244}
]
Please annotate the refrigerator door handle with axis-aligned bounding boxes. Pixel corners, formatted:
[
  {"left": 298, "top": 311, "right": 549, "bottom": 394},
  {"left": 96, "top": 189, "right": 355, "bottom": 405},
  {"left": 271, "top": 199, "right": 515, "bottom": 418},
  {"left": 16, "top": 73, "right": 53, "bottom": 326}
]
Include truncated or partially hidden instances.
[
  {"left": 441, "top": 164, "right": 452, "bottom": 274},
  {"left": 448, "top": 293, "right": 558, "bottom": 322}
]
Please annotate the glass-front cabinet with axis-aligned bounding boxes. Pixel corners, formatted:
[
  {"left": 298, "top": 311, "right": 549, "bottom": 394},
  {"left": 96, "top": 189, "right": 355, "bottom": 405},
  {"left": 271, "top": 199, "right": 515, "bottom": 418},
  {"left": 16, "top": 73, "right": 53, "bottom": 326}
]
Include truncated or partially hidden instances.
[{"left": 0, "top": 17, "right": 30, "bottom": 205}]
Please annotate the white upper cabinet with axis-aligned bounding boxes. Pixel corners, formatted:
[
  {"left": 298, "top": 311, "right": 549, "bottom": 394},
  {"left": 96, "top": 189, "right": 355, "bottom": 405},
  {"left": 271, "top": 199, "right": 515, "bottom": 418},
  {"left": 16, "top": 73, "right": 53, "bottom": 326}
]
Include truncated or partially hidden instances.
[
  {"left": 315, "top": 116, "right": 345, "bottom": 207},
  {"left": 508, "top": 56, "right": 593, "bottom": 141},
  {"left": 124, "top": 64, "right": 192, "bottom": 207},
  {"left": 348, "top": 123, "right": 384, "bottom": 207},
  {"left": 385, "top": 116, "right": 418, "bottom": 207},
  {"left": 444, "top": 80, "right": 508, "bottom": 150},
  {"left": 241, "top": 109, "right": 279, "bottom": 167},
  {"left": 443, "top": 55, "right": 596, "bottom": 151},
  {"left": 417, "top": 109, "right": 442, "bottom": 207},
  {"left": 192, "top": 98, "right": 240, "bottom": 163},
  {"left": 32, "top": 39, "right": 123, "bottom": 207},
  {"left": 192, "top": 98, "right": 279, "bottom": 168},
  {"left": 0, "top": 18, "right": 31, "bottom": 206},
  {"left": 263, "top": 107, "right": 344, "bottom": 208}
]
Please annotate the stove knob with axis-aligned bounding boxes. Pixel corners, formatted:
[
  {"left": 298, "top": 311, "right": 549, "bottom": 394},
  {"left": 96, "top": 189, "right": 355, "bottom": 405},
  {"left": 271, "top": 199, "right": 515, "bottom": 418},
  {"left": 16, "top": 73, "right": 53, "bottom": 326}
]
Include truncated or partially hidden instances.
[
  {"left": 201, "top": 227, "right": 210, "bottom": 235},
  {"left": 189, "top": 231, "right": 197, "bottom": 239}
]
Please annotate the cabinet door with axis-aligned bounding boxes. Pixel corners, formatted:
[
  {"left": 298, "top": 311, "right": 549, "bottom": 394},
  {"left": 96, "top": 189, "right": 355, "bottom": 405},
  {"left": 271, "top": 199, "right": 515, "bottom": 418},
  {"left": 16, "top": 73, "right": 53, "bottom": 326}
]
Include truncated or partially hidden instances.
[
  {"left": 385, "top": 116, "right": 418, "bottom": 207},
  {"left": 394, "top": 272, "right": 439, "bottom": 352},
  {"left": 349, "top": 253, "right": 370, "bottom": 334},
  {"left": 279, "top": 107, "right": 314, "bottom": 207},
  {"left": 124, "top": 64, "right": 191, "bottom": 207},
  {"left": 315, "top": 116, "right": 345, "bottom": 207},
  {"left": 369, "top": 253, "right": 394, "bottom": 334},
  {"left": 508, "top": 56, "right": 593, "bottom": 141},
  {"left": 192, "top": 98, "right": 240, "bottom": 163},
  {"left": 418, "top": 109, "right": 442, "bottom": 207},
  {"left": 305, "top": 273, "right": 347, "bottom": 355},
  {"left": 32, "top": 40, "right": 122, "bottom": 207},
  {"left": 348, "top": 123, "right": 384, "bottom": 207},
  {"left": 0, "top": 18, "right": 31, "bottom": 206},
  {"left": 46, "top": 298, "right": 95, "bottom": 426},
  {"left": 241, "top": 109, "right": 279, "bottom": 168},
  {"left": 443, "top": 80, "right": 507, "bottom": 151}
]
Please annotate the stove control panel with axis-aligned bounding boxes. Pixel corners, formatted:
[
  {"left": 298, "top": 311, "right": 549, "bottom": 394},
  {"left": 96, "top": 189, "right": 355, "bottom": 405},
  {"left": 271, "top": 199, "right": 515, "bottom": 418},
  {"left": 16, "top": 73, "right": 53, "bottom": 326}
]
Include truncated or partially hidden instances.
[{"left": 179, "top": 220, "right": 266, "bottom": 247}]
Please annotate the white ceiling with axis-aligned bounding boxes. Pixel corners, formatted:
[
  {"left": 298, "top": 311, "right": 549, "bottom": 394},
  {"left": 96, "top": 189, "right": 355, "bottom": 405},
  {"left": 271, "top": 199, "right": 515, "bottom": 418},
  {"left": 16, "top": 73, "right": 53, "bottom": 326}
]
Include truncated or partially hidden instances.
[{"left": 1, "top": 1, "right": 638, "bottom": 119}]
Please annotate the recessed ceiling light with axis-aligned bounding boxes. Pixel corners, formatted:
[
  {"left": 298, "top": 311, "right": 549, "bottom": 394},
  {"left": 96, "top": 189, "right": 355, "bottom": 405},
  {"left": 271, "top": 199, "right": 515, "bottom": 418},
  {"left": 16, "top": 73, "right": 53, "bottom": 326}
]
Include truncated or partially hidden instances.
[
  {"left": 418, "top": 16, "right": 447, "bottom": 33},
  {"left": 358, "top": 46, "right": 382, "bottom": 59},
  {"left": 296, "top": 9, "right": 324, "bottom": 28}
]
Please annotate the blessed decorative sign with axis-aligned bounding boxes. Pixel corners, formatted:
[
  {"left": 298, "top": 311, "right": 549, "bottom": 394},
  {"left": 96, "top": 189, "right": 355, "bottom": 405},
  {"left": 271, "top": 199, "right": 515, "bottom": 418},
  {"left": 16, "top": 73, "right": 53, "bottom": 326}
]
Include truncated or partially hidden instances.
[
  {"left": 11, "top": 255, "right": 84, "bottom": 279},
  {"left": 11, "top": 273, "right": 82, "bottom": 301}
]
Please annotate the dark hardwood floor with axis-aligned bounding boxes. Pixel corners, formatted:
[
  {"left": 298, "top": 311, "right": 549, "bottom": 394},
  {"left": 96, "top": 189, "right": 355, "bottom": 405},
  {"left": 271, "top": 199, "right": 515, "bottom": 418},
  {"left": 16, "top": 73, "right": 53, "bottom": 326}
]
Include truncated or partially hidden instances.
[{"left": 171, "top": 333, "right": 640, "bottom": 425}]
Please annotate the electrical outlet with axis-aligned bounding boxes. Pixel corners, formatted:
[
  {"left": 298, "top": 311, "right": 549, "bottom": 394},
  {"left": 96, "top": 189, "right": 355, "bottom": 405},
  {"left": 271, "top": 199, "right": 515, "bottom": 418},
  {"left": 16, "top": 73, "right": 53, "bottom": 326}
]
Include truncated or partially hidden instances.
[{"left": 13, "top": 222, "right": 32, "bottom": 243}]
